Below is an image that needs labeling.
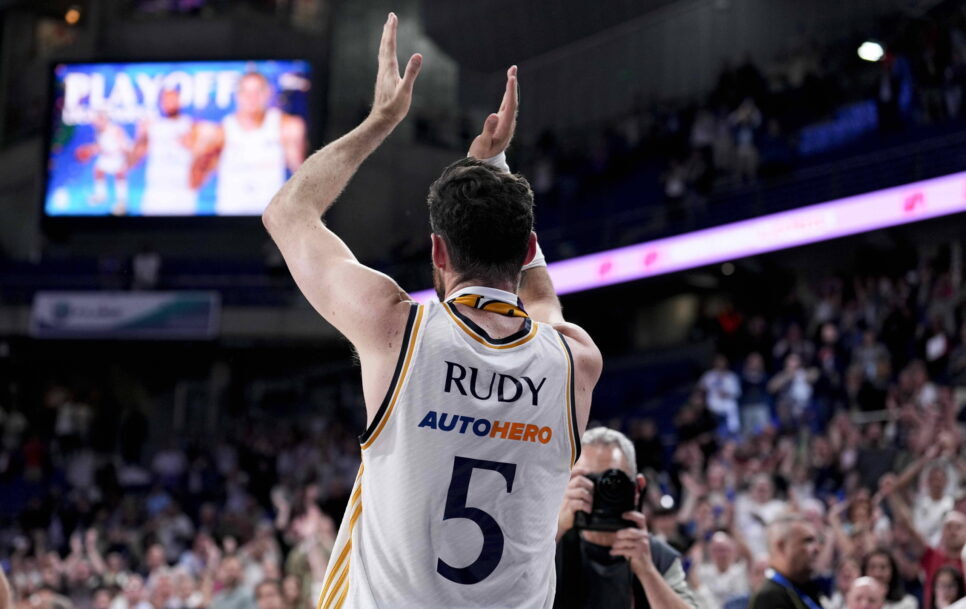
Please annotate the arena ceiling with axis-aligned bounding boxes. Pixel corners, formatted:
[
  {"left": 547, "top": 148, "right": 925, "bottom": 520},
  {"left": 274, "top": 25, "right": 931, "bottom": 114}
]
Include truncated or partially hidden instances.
[{"left": 420, "top": 0, "right": 682, "bottom": 71}]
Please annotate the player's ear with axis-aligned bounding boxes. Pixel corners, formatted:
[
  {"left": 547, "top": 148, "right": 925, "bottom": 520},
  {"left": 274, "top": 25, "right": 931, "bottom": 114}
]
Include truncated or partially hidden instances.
[
  {"left": 431, "top": 234, "right": 448, "bottom": 270},
  {"left": 522, "top": 232, "right": 537, "bottom": 266}
]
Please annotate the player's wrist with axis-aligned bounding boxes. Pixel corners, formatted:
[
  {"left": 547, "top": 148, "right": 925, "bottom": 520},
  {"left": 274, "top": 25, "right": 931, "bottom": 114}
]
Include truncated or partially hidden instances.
[
  {"left": 363, "top": 111, "right": 400, "bottom": 134},
  {"left": 522, "top": 241, "right": 546, "bottom": 271},
  {"left": 476, "top": 150, "right": 510, "bottom": 173}
]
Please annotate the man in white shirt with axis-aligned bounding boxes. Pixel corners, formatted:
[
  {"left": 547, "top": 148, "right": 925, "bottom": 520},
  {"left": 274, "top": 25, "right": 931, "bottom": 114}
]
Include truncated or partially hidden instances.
[
  {"left": 693, "top": 532, "right": 751, "bottom": 609},
  {"left": 699, "top": 355, "right": 741, "bottom": 435}
]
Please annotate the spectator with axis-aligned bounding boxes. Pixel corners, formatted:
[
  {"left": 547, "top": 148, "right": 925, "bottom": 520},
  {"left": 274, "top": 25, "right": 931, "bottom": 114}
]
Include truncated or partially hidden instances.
[
  {"left": 855, "top": 424, "right": 898, "bottom": 492},
  {"left": 827, "top": 558, "right": 862, "bottom": 609},
  {"left": 932, "top": 566, "right": 965, "bottom": 609},
  {"left": 110, "top": 576, "right": 150, "bottom": 609},
  {"left": 915, "top": 463, "right": 957, "bottom": 546},
  {"left": 885, "top": 490, "right": 966, "bottom": 609},
  {"left": 209, "top": 556, "right": 256, "bottom": 609},
  {"left": 846, "top": 577, "right": 887, "bottom": 609},
  {"left": 280, "top": 576, "right": 300, "bottom": 609},
  {"left": 699, "top": 355, "right": 742, "bottom": 435},
  {"left": 729, "top": 98, "right": 762, "bottom": 183},
  {"left": 767, "top": 354, "right": 818, "bottom": 427},
  {"left": 554, "top": 427, "right": 699, "bottom": 609},
  {"left": 690, "top": 531, "right": 752, "bottom": 609},
  {"left": 253, "top": 580, "right": 285, "bottom": 609},
  {"left": 734, "top": 475, "right": 786, "bottom": 558},
  {"left": 861, "top": 548, "right": 918, "bottom": 609},
  {"left": 739, "top": 353, "right": 772, "bottom": 435},
  {"left": 748, "top": 515, "right": 822, "bottom": 609}
]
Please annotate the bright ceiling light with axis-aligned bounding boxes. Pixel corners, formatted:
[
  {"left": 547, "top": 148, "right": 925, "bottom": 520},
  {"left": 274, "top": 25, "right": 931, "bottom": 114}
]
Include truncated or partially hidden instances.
[
  {"left": 858, "top": 41, "right": 884, "bottom": 62},
  {"left": 65, "top": 6, "right": 81, "bottom": 25}
]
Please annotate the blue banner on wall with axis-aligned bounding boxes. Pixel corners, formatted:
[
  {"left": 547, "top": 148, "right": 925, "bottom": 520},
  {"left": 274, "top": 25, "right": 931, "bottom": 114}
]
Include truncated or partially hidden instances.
[{"left": 30, "top": 291, "right": 220, "bottom": 339}]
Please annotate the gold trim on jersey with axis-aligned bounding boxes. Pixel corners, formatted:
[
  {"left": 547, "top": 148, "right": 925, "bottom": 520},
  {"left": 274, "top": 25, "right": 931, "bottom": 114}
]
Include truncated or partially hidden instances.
[
  {"left": 318, "top": 466, "right": 364, "bottom": 609},
  {"left": 450, "top": 294, "right": 529, "bottom": 318},
  {"left": 443, "top": 303, "right": 539, "bottom": 349},
  {"left": 555, "top": 332, "right": 579, "bottom": 467},
  {"left": 361, "top": 305, "right": 426, "bottom": 450}
]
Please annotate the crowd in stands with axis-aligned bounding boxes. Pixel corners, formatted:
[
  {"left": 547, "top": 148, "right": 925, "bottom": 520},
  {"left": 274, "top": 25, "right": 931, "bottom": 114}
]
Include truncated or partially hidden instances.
[
  {"left": 625, "top": 252, "right": 966, "bottom": 609},
  {"left": 509, "top": 3, "right": 966, "bottom": 239},
  {"left": 0, "top": 400, "right": 362, "bottom": 609},
  {"left": 2, "top": 242, "right": 965, "bottom": 609},
  {"left": 2, "top": 5, "right": 966, "bottom": 606}
]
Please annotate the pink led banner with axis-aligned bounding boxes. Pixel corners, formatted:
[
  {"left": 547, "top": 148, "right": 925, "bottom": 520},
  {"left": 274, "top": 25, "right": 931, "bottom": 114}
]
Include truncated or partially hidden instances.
[{"left": 410, "top": 171, "right": 966, "bottom": 302}]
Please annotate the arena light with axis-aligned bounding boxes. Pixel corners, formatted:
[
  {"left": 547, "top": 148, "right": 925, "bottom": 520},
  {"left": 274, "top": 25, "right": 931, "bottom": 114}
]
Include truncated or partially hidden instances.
[
  {"left": 65, "top": 6, "right": 81, "bottom": 25},
  {"left": 410, "top": 170, "right": 966, "bottom": 302},
  {"left": 858, "top": 41, "right": 884, "bottom": 62}
]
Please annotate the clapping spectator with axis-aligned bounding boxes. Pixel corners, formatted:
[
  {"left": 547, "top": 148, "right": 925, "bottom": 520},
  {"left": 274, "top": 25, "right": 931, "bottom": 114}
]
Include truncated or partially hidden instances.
[
  {"left": 700, "top": 355, "right": 742, "bottom": 436},
  {"left": 767, "top": 354, "right": 818, "bottom": 427},
  {"left": 690, "top": 531, "right": 752, "bottom": 609}
]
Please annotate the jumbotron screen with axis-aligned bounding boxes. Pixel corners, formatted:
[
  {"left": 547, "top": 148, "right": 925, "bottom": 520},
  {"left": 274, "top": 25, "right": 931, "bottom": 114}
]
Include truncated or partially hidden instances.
[{"left": 44, "top": 60, "right": 312, "bottom": 217}]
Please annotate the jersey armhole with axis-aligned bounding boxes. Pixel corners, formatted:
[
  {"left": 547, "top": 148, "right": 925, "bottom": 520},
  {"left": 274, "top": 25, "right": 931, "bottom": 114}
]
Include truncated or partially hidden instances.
[
  {"left": 555, "top": 330, "right": 582, "bottom": 466},
  {"left": 358, "top": 302, "right": 423, "bottom": 447}
]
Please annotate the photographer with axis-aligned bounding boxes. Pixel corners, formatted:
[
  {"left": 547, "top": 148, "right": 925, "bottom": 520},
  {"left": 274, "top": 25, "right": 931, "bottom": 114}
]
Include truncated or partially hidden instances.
[{"left": 555, "top": 427, "right": 699, "bottom": 609}]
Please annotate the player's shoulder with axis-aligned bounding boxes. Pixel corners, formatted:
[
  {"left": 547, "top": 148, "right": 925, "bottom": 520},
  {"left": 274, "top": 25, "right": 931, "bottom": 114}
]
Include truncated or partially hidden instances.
[{"left": 548, "top": 321, "right": 602, "bottom": 377}]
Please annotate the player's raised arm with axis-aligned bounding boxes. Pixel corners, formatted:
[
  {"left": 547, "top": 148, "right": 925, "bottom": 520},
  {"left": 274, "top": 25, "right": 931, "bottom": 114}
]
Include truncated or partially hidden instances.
[
  {"left": 262, "top": 12, "right": 422, "bottom": 353},
  {"left": 464, "top": 66, "right": 564, "bottom": 324},
  {"left": 465, "top": 66, "right": 600, "bottom": 435}
]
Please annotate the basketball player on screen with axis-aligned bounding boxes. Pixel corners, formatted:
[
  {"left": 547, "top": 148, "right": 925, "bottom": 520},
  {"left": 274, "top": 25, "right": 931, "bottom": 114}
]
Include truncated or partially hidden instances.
[
  {"left": 193, "top": 71, "right": 306, "bottom": 215},
  {"left": 263, "top": 13, "right": 601, "bottom": 609},
  {"left": 75, "top": 111, "right": 131, "bottom": 216},
  {"left": 128, "top": 87, "right": 202, "bottom": 216}
]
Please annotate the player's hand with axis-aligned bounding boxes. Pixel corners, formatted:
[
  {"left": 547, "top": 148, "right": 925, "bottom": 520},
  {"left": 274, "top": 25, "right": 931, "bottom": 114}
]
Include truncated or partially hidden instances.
[
  {"left": 468, "top": 66, "right": 518, "bottom": 160},
  {"left": 370, "top": 13, "right": 422, "bottom": 127},
  {"left": 611, "top": 511, "right": 655, "bottom": 578},
  {"left": 557, "top": 467, "right": 594, "bottom": 538}
]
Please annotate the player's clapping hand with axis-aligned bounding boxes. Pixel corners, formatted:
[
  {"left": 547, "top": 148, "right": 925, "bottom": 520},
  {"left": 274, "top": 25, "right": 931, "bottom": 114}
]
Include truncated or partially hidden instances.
[
  {"left": 370, "top": 13, "right": 422, "bottom": 127},
  {"left": 611, "top": 511, "right": 655, "bottom": 578},
  {"left": 557, "top": 467, "right": 594, "bottom": 538},
  {"left": 468, "top": 66, "right": 519, "bottom": 160}
]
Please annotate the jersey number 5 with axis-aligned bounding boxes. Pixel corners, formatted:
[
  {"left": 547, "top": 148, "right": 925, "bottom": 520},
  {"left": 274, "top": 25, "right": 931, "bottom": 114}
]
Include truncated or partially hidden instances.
[{"left": 437, "top": 456, "right": 517, "bottom": 585}]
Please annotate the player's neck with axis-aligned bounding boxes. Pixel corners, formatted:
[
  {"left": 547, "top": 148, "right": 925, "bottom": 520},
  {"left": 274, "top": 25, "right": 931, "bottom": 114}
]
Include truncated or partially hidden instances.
[
  {"left": 444, "top": 279, "right": 528, "bottom": 340},
  {"left": 444, "top": 279, "right": 518, "bottom": 301}
]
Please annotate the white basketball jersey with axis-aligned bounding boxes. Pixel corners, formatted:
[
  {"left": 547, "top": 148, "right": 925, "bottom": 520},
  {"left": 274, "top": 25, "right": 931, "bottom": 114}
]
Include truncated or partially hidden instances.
[
  {"left": 319, "top": 294, "right": 581, "bottom": 609},
  {"left": 95, "top": 125, "right": 128, "bottom": 174},
  {"left": 215, "top": 108, "right": 286, "bottom": 215},
  {"left": 141, "top": 115, "right": 197, "bottom": 215}
]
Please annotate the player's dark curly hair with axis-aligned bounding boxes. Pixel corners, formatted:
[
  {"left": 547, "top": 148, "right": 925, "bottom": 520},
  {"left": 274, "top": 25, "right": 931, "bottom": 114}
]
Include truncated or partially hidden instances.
[{"left": 427, "top": 158, "right": 534, "bottom": 286}]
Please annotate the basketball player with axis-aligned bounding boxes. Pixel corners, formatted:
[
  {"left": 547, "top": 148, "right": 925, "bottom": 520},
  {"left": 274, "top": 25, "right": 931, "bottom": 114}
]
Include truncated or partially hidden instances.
[
  {"left": 129, "top": 87, "right": 201, "bottom": 216},
  {"left": 193, "top": 71, "right": 306, "bottom": 215},
  {"left": 75, "top": 111, "right": 131, "bottom": 216},
  {"left": 262, "top": 13, "right": 601, "bottom": 609}
]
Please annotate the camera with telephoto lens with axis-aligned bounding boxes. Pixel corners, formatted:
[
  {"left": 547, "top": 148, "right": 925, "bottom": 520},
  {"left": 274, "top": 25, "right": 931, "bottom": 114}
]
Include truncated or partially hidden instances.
[{"left": 573, "top": 468, "right": 637, "bottom": 531}]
